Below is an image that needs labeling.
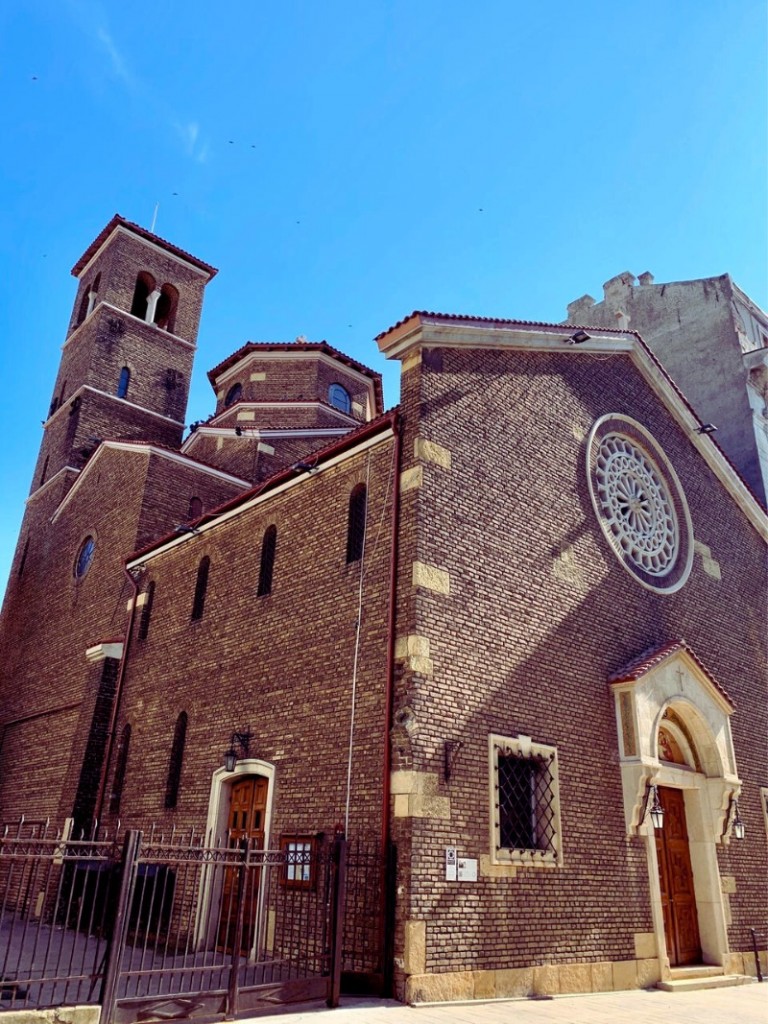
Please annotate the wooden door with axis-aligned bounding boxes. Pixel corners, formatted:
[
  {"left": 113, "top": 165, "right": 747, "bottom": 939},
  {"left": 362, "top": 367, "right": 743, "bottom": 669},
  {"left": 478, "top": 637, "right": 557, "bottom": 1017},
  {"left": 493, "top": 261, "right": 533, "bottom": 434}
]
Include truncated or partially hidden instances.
[
  {"left": 655, "top": 786, "right": 701, "bottom": 966},
  {"left": 218, "top": 776, "right": 268, "bottom": 952}
]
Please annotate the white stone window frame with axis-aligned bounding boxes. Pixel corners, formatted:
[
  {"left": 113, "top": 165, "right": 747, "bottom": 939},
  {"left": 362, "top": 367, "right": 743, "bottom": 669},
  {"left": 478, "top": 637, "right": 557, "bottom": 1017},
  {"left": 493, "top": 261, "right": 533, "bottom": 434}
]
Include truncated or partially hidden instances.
[{"left": 488, "top": 733, "right": 563, "bottom": 869}]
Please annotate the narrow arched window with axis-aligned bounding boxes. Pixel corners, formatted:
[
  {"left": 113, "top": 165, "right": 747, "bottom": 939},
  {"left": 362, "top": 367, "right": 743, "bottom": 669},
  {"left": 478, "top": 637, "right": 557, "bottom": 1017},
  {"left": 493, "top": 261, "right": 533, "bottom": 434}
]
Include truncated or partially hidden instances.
[
  {"left": 188, "top": 496, "right": 203, "bottom": 519},
  {"left": 117, "top": 366, "right": 130, "bottom": 399},
  {"left": 39, "top": 456, "right": 49, "bottom": 486},
  {"left": 191, "top": 556, "right": 210, "bottom": 620},
  {"left": 138, "top": 581, "right": 155, "bottom": 641},
  {"left": 17, "top": 537, "right": 30, "bottom": 578},
  {"left": 131, "top": 272, "right": 155, "bottom": 319},
  {"left": 224, "top": 382, "right": 242, "bottom": 407},
  {"left": 76, "top": 289, "right": 90, "bottom": 327},
  {"left": 346, "top": 484, "right": 367, "bottom": 563},
  {"left": 154, "top": 283, "right": 179, "bottom": 333},
  {"left": 109, "top": 724, "right": 131, "bottom": 816},
  {"left": 329, "top": 383, "right": 351, "bottom": 414},
  {"left": 165, "top": 712, "right": 188, "bottom": 809},
  {"left": 257, "top": 525, "right": 277, "bottom": 596}
]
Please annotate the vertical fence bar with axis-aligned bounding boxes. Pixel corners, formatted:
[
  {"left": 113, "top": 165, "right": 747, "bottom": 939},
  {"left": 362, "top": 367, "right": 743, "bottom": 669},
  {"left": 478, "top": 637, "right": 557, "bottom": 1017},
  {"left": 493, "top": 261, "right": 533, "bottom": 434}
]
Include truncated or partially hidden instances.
[
  {"left": 750, "top": 928, "right": 764, "bottom": 982},
  {"left": 99, "top": 829, "right": 141, "bottom": 1024},
  {"left": 327, "top": 837, "right": 347, "bottom": 1008},
  {"left": 225, "top": 839, "right": 248, "bottom": 1020}
]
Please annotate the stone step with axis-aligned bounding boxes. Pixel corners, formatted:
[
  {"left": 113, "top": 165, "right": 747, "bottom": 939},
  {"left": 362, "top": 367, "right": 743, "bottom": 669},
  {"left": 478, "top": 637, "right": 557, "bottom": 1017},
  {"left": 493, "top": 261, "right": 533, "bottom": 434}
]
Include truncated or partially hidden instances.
[{"left": 657, "top": 973, "right": 756, "bottom": 993}]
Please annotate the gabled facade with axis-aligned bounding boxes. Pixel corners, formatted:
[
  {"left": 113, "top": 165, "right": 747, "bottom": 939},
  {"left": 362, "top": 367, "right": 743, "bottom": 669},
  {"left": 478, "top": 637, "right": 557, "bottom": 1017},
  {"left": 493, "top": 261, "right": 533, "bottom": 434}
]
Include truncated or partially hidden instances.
[
  {"left": 566, "top": 272, "right": 768, "bottom": 507},
  {"left": 0, "top": 221, "right": 765, "bottom": 1007}
]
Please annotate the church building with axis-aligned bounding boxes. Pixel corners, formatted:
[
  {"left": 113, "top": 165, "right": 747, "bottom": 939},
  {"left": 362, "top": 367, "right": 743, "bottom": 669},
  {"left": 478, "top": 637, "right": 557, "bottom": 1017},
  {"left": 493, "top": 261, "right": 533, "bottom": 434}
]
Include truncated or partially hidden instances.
[{"left": 0, "top": 216, "right": 765, "bottom": 1006}]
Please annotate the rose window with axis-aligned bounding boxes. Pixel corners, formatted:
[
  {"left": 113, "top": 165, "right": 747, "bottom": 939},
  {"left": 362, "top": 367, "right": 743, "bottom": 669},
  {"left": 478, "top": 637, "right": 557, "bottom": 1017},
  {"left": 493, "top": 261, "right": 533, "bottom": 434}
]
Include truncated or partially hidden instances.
[
  {"left": 595, "top": 435, "right": 677, "bottom": 576},
  {"left": 586, "top": 415, "right": 693, "bottom": 594}
]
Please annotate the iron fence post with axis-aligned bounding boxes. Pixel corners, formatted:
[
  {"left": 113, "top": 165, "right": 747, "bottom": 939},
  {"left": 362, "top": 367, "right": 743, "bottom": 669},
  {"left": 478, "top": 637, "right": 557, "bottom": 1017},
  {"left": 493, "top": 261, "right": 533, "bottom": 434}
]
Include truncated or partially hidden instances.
[
  {"left": 225, "top": 838, "right": 249, "bottom": 1020},
  {"left": 327, "top": 836, "right": 348, "bottom": 1008},
  {"left": 750, "top": 927, "right": 764, "bottom": 982},
  {"left": 99, "top": 829, "right": 141, "bottom": 1024}
]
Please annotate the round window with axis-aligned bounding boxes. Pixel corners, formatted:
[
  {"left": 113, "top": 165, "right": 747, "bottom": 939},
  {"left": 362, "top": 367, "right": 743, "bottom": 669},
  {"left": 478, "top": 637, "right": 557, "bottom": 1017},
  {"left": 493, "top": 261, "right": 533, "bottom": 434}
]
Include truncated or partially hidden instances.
[
  {"left": 586, "top": 415, "right": 693, "bottom": 594},
  {"left": 224, "top": 382, "right": 242, "bottom": 407},
  {"left": 75, "top": 535, "right": 96, "bottom": 579}
]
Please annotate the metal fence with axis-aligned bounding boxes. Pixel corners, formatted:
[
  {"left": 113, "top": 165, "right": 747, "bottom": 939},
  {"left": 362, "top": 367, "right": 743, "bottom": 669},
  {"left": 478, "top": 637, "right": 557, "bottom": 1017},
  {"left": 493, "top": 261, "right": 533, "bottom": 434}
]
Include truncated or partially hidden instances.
[{"left": 0, "top": 821, "right": 385, "bottom": 1022}]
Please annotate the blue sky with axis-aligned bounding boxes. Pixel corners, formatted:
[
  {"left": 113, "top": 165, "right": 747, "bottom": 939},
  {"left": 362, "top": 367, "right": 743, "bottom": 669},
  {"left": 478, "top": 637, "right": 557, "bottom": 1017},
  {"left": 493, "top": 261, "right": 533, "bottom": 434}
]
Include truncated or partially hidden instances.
[{"left": 0, "top": 1, "right": 766, "bottom": 590}]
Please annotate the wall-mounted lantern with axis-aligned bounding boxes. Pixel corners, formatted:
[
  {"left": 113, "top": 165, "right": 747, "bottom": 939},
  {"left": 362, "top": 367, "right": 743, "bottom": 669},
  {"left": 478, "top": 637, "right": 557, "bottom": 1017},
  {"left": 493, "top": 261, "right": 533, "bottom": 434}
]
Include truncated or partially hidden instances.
[{"left": 223, "top": 729, "right": 253, "bottom": 772}]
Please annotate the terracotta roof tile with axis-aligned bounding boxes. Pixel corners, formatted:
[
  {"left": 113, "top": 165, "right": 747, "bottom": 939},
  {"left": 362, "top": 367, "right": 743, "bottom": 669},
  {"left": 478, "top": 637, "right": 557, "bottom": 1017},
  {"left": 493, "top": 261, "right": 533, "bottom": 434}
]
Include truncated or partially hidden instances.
[
  {"left": 206, "top": 341, "right": 383, "bottom": 410},
  {"left": 608, "top": 640, "right": 734, "bottom": 706},
  {"left": 71, "top": 214, "right": 217, "bottom": 278},
  {"left": 128, "top": 408, "right": 400, "bottom": 563},
  {"left": 374, "top": 310, "right": 637, "bottom": 342}
]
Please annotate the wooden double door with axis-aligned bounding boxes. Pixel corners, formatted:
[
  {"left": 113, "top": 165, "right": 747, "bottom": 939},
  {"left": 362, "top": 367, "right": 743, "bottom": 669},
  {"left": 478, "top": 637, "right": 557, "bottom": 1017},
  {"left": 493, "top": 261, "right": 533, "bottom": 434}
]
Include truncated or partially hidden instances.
[
  {"left": 218, "top": 776, "right": 268, "bottom": 952},
  {"left": 654, "top": 786, "right": 702, "bottom": 966}
]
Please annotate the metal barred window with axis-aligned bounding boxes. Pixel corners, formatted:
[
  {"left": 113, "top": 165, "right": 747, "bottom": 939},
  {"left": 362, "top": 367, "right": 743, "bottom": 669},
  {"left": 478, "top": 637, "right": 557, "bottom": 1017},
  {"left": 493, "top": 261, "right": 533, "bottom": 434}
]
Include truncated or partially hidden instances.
[
  {"left": 497, "top": 751, "right": 557, "bottom": 853},
  {"left": 490, "top": 734, "right": 562, "bottom": 867}
]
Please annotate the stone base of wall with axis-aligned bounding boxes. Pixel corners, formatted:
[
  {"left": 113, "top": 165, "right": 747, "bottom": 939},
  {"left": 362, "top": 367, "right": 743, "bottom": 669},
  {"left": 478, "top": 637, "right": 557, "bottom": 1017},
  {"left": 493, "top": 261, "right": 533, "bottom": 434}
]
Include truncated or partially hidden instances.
[
  {"left": 0, "top": 1007, "right": 99, "bottom": 1024},
  {"left": 725, "top": 950, "right": 768, "bottom": 978},
  {"left": 405, "top": 958, "right": 662, "bottom": 1003}
]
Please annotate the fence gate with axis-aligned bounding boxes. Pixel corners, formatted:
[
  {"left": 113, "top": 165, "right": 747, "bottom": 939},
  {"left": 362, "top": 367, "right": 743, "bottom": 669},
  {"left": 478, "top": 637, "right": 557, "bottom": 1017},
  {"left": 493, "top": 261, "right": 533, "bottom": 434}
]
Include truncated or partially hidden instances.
[
  {"left": 105, "top": 833, "right": 346, "bottom": 1023},
  {"left": 0, "top": 824, "right": 352, "bottom": 1022}
]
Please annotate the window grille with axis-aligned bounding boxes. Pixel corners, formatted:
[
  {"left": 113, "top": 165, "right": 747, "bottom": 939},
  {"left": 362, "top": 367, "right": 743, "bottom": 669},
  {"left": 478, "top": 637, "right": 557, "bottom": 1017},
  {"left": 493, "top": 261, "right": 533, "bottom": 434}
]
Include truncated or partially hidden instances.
[
  {"left": 490, "top": 734, "right": 562, "bottom": 866},
  {"left": 281, "top": 835, "right": 317, "bottom": 888},
  {"left": 191, "top": 556, "right": 210, "bottom": 620},
  {"left": 346, "top": 484, "right": 367, "bottom": 563},
  {"left": 257, "top": 525, "right": 277, "bottom": 596},
  {"left": 497, "top": 750, "right": 557, "bottom": 853}
]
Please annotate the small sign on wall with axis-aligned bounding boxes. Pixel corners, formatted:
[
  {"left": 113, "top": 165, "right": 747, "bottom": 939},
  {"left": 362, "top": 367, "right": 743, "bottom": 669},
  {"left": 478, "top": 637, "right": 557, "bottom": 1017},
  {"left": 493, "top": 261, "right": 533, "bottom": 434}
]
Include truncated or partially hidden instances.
[
  {"left": 457, "top": 857, "right": 478, "bottom": 882},
  {"left": 445, "top": 846, "right": 457, "bottom": 882}
]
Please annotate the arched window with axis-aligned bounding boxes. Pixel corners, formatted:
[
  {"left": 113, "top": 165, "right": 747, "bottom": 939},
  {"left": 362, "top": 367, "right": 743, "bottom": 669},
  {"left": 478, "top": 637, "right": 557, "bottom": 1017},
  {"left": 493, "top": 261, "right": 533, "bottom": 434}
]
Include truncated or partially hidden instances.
[
  {"left": 224, "top": 382, "right": 242, "bottom": 408},
  {"left": 257, "top": 525, "right": 277, "bottom": 596},
  {"left": 76, "top": 289, "right": 90, "bottom": 327},
  {"left": 40, "top": 456, "right": 49, "bottom": 486},
  {"left": 165, "top": 712, "right": 188, "bottom": 809},
  {"left": 346, "top": 484, "right": 367, "bottom": 563},
  {"left": 17, "top": 537, "right": 30, "bottom": 579},
  {"left": 131, "top": 272, "right": 155, "bottom": 320},
  {"left": 75, "top": 535, "right": 96, "bottom": 579},
  {"left": 188, "top": 496, "right": 203, "bottom": 519},
  {"left": 138, "top": 581, "right": 155, "bottom": 641},
  {"left": 154, "top": 283, "right": 179, "bottom": 333},
  {"left": 109, "top": 724, "right": 131, "bottom": 816},
  {"left": 117, "top": 366, "right": 130, "bottom": 399},
  {"left": 191, "top": 556, "right": 210, "bottom": 620},
  {"left": 329, "top": 383, "right": 351, "bottom": 414}
]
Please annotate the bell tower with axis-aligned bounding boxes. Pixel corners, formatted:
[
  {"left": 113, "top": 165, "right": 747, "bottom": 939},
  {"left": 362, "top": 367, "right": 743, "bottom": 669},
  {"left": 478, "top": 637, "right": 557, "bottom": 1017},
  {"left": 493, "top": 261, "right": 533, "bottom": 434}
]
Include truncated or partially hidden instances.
[{"left": 30, "top": 214, "right": 217, "bottom": 495}]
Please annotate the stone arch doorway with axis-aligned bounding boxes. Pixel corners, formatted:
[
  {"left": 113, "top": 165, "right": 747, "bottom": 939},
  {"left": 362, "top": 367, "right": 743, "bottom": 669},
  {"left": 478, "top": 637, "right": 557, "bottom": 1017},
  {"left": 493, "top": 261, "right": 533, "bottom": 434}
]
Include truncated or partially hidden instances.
[
  {"left": 610, "top": 642, "right": 742, "bottom": 979},
  {"left": 197, "top": 760, "right": 275, "bottom": 951}
]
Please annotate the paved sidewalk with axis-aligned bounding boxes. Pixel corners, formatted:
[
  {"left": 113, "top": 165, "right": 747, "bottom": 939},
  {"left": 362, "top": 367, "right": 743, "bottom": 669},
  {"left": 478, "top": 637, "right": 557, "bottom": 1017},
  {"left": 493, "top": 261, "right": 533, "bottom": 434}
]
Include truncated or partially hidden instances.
[{"left": 239, "top": 984, "right": 767, "bottom": 1024}]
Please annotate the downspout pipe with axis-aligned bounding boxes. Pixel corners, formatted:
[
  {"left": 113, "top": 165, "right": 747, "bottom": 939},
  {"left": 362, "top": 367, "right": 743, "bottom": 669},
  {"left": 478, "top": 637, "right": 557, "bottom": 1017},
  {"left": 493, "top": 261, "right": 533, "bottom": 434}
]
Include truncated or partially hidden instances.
[
  {"left": 92, "top": 564, "right": 142, "bottom": 829},
  {"left": 380, "top": 411, "right": 402, "bottom": 992}
]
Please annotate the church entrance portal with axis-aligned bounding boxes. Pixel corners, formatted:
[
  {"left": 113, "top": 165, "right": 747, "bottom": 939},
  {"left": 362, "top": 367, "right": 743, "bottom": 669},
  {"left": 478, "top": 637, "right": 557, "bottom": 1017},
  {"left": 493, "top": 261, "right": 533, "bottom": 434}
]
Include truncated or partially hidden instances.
[{"left": 654, "top": 786, "right": 702, "bottom": 966}]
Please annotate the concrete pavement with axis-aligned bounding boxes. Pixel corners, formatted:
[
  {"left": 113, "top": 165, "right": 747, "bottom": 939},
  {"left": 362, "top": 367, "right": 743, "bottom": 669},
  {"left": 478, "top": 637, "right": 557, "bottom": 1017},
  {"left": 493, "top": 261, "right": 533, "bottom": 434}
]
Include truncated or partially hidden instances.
[{"left": 239, "top": 984, "right": 767, "bottom": 1023}]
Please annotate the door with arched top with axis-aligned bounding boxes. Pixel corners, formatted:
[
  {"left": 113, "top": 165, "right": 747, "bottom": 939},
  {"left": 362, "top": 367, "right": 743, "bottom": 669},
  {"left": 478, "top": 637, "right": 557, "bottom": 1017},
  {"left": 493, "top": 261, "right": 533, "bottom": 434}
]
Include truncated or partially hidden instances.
[{"left": 217, "top": 776, "right": 268, "bottom": 952}]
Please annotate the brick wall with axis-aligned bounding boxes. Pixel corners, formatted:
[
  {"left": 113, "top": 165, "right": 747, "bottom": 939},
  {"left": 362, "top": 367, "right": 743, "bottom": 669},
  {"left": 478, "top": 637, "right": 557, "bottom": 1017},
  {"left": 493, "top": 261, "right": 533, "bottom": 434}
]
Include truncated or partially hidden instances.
[
  {"left": 104, "top": 434, "right": 397, "bottom": 844},
  {"left": 390, "top": 342, "right": 767, "bottom": 989}
]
